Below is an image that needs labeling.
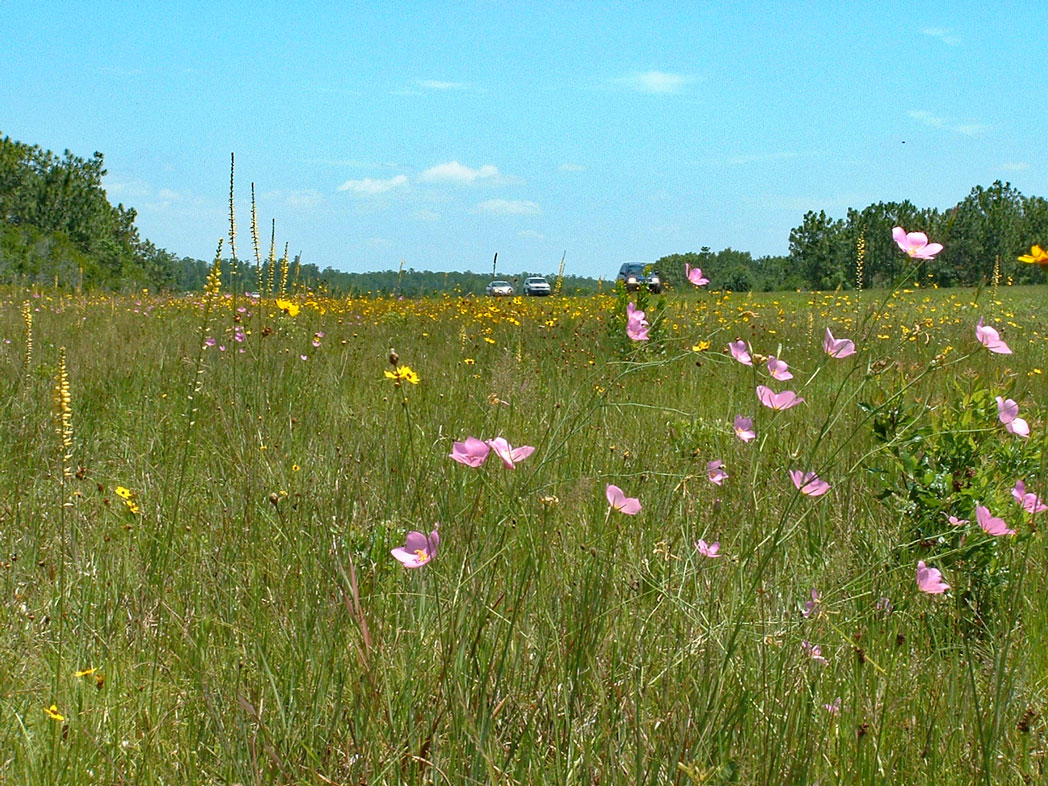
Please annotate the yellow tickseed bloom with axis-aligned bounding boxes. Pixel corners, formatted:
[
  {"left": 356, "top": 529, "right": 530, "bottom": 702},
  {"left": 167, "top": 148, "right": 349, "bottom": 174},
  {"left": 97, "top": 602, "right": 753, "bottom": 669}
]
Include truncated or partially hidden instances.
[
  {"left": 691, "top": 341, "right": 711, "bottom": 352},
  {"left": 74, "top": 667, "right": 96, "bottom": 678},
  {"left": 484, "top": 337, "right": 496, "bottom": 344},
  {"left": 292, "top": 464, "right": 301, "bottom": 472},
  {"left": 1018, "top": 245, "right": 1048, "bottom": 267},
  {"left": 114, "top": 486, "right": 132, "bottom": 499},
  {"left": 275, "top": 298, "right": 300, "bottom": 317},
  {"left": 125, "top": 499, "right": 140, "bottom": 515},
  {"left": 44, "top": 704, "right": 65, "bottom": 722},
  {"left": 384, "top": 366, "right": 420, "bottom": 385},
  {"left": 463, "top": 358, "right": 475, "bottom": 365}
]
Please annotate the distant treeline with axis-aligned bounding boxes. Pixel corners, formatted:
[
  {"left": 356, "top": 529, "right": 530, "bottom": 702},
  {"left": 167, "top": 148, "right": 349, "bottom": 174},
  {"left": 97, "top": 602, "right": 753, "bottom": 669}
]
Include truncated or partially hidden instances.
[{"left": 2, "top": 130, "right": 1044, "bottom": 293}]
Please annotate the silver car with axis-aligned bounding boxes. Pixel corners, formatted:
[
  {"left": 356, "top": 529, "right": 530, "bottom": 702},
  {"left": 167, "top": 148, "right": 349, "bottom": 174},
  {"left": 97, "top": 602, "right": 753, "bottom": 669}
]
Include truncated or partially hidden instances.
[
  {"left": 486, "top": 280, "right": 514, "bottom": 296},
  {"left": 523, "top": 276, "right": 552, "bottom": 296}
]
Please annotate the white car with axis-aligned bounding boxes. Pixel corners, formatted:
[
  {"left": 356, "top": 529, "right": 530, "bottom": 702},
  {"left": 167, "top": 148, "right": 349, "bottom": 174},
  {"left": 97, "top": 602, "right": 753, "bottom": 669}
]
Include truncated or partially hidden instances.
[
  {"left": 486, "top": 280, "right": 514, "bottom": 296},
  {"left": 523, "top": 276, "right": 552, "bottom": 296}
]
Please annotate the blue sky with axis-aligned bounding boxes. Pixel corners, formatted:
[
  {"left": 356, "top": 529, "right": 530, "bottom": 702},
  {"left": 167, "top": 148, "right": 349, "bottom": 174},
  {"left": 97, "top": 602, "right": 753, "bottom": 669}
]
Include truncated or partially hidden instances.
[{"left": 2, "top": 1, "right": 1044, "bottom": 280}]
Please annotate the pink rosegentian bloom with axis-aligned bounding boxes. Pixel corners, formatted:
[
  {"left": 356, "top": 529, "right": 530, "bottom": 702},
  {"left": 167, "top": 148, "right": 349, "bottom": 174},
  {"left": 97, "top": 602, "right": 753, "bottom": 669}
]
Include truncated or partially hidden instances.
[
  {"left": 975, "top": 504, "right": 1016, "bottom": 536},
  {"left": 802, "top": 588, "right": 820, "bottom": 618},
  {"left": 916, "top": 561, "right": 949, "bottom": 594},
  {"left": 975, "top": 318, "right": 1012, "bottom": 354},
  {"left": 449, "top": 437, "right": 490, "bottom": 467},
  {"left": 892, "top": 226, "right": 944, "bottom": 259},
  {"left": 486, "top": 437, "right": 536, "bottom": 469},
  {"left": 685, "top": 264, "right": 709, "bottom": 286},
  {"left": 707, "top": 459, "right": 728, "bottom": 486},
  {"left": 1012, "top": 480, "right": 1048, "bottom": 514},
  {"left": 391, "top": 528, "right": 439, "bottom": 568},
  {"left": 728, "top": 340, "right": 752, "bottom": 366},
  {"left": 734, "top": 415, "right": 756, "bottom": 442},
  {"left": 996, "top": 396, "right": 1029, "bottom": 437},
  {"left": 947, "top": 515, "right": 969, "bottom": 527},
  {"left": 626, "top": 302, "right": 649, "bottom": 341},
  {"left": 823, "top": 698, "right": 841, "bottom": 715},
  {"left": 757, "top": 385, "right": 804, "bottom": 411},
  {"left": 605, "top": 484, "right": 641, "bottom": 515},
  {"left": 823, "top": 328, "right": 856, "bottom": 359},
  {"left": 802, "top": 641, "right": 828, "bottom": 664},
  {"left": 766, "top": 356, "right": 793, "bottom": 381},
  {"left": 790, "top": 469, "right": 830, "bottom": 497},
  {"left": 695, "top": 539, "right": 721, "bottom": 558}
]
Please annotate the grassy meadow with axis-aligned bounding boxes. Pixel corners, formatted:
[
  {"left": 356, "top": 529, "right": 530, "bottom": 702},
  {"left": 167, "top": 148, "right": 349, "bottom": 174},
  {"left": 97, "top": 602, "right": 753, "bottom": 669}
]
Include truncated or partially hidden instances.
[{"left": 2, "top": 279, "right": 1048, "bottom": 784}]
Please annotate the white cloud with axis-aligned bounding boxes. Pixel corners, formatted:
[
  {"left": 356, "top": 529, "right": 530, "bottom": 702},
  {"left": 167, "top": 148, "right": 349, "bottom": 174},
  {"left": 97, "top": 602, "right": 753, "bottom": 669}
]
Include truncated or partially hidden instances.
[
  {"left": 1002, "top": 162, "right": 1030, "bottom": 171},
  {"left": 921, "top": 27, "right": 961, "bottom": 46},
  {"left": 518, "top": 229, "right": 545, "bottom": 240},
  {"left": 614, "top": 70, "right": 693, "bottom": 94},
  {"left": 419, "top": 161, "right": 500, "bottom": 184},
  {"left": 559, "top": 163, "right": 585, "bottom": 172},
  {"left": 908, "top": 110, "right": 945, "bottom": 128},
  {"left": 475, "top": 199, "right": 540, "bottom": 215},
  {"left": 418, "top": 79, "right": 470, "bottom": 90},
  {"left": 337, "top": 175, "right": 408, "bottom": 194},
  {"left": 908, "top": 111, "right": 988, "bottom": 136}
]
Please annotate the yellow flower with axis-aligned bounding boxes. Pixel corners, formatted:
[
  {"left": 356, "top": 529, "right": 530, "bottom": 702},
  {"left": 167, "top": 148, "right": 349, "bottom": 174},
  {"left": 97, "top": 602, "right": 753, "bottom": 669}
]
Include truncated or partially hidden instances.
[
  {"left": 275, "top": 298, "right": 300, "bottom": 317},
  {"left": 74, "top": 667, "right": 96, "bottom": 678},
  {"left": 44, "top": 704, "right": 65, "bottom": 722},
  {"left": 691, "top": 341, "right": 711, "bottom": 352},
  {"left": 114, "top": 486, "right": 132, "bottom": 499},
  {"left": 463, "top": 358, "right": 475, "bottom": 365},
  {"left": 384, "top": 366, "right": 420, "bottom": 385},
  {"left": 1018, "top": 245, "right": 1048, "bottom": 268}
]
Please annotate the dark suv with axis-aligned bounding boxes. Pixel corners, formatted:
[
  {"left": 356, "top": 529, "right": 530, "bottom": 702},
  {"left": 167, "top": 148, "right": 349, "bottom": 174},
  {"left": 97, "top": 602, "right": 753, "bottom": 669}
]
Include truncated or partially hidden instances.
[{"left": 616, "top": 263, "right": 663, "bottom": 293}]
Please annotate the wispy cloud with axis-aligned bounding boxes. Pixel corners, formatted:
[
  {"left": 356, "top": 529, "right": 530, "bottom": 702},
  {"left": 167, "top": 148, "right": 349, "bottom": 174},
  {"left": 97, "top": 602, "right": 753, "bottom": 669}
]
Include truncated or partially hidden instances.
[
  {"left": 614, "top": 70, "right": 693, "bottom": 94},
  {"left": 908, "top": 110, "right": 988, "bottom": 135},
  {"left": 418, "top": 79, "right": 470, "bottom": 91},
  {"left": 921, "top": 27, "right": 961, "bottom": 46},
  {"left": 414, "top": 208, "right": 441, "bottom": 222},
  {"left": 420, "top": 161, "right": 500, "bottom": 185},
  {"left": 1001, "top": 161, "right": 1030, "bottom": 171},
  {"left": 264, "top": 189, "right": 324, "bottom": 209},
  {"left": 337, "top": 175, "right": 408, "bottom": 195},
  {"left": 518, "top": 229, "right": 545, "bottom": 240},
  {"left": 475, "top": 199, "right": 541, "bottom": 216}
]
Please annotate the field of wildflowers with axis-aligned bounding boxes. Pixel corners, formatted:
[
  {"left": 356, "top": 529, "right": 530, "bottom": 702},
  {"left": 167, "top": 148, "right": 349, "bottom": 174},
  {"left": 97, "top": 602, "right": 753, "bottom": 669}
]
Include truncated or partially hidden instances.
[{"left": 2, "top": 239, "right": 1047, "bottom": 783}]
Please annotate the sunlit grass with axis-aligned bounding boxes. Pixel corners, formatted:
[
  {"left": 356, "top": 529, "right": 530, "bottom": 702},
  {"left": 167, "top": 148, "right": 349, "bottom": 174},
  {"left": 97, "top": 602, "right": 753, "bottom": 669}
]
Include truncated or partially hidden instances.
[{"left": 1, "top": 284, "right": 1046, "bottom": 784}]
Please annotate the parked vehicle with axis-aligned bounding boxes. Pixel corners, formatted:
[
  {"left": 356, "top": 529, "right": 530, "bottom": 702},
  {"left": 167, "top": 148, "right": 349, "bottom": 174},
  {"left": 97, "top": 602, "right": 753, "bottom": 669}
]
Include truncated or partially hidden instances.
[
  {"left": 523, "top": 276, "right": 552, "bottom": 296},
  {"left": 616, "top": 263, "right": 663, "bottom": 293},
  {"left": 486, "top": 280, "right": 514, "bottom": 296}
]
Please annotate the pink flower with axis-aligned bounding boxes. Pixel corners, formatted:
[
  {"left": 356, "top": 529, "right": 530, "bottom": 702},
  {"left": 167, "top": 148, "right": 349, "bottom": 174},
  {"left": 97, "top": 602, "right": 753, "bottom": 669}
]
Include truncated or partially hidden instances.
[
  {"left": 996, "top": 396, "right": 1029, "bottom": 437},
  {"left": 449, "top": 437, "right": 490, "bottom": 467},
  {"left": 626, "top": 301, "right": 649, "bottom": 341},
  {"left": 728, "top": 340, "right": 752, "bottom": 366},
  {"left": 685, "top": 264, "right": 709, "bottom": 286},
  {"left": 707, "top": 459, "right": 728, "bottom": 486},
  {"left": 790, "top": 470, "right": 830, "bottom": 497},
  {"left": 733, "top": 415, "right": 756, "bottom": 442},
  {"left": 1012, "top": 480, "right": 1047, "bottom": 514},
  {"left": 947, "top": 515, "right": 969, "bottom": 527},
  {"left": 605, "top": 484, "right": 641, "bottom": 515},
  {"left": 823, "top": 698, "right": 841, "bottom": 715},
  {"left": 892, "top": 226, "right": 944, "bottom": 259},
  {"left": 757, "top": 385, "right": 804, "bottom": 411},
  {"left": 766, "top": 356, "right": 793, "bottom": 381},
  {"left": 802, "top": 588, "right": 820, "bottom": 618},
  {"left": 975, "top": 504, "right": 1016, "bottom": 536},
  {"left": 916, "top": 560, "right": 949, "bottom": 594},
  {"left": 823, "top": 328, "right": 856, "bottom": 358},
  {"left": 975, "top": 318, "right": 1012, "bottom": 354},
  {"left": 802, "top": 641, "right": 828, "bottom": 664},
  {"left": 204, "top": 337, "right": 216, "bottom": 348},
  {"left": 486, "top": 437, "right": 536, "bottom": 469},
  {"left": 391, "top": 528, "right": 439, "bottom": 568},
  {"left": 695, "top": 539, "right": 721, "bottom": 558}
]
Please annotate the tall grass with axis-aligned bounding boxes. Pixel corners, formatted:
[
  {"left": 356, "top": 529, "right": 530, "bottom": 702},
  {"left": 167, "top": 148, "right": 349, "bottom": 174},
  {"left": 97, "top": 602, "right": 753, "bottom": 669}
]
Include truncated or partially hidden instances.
[{"left": 1, "top": 283, "right": 1046, "bottom": 784}]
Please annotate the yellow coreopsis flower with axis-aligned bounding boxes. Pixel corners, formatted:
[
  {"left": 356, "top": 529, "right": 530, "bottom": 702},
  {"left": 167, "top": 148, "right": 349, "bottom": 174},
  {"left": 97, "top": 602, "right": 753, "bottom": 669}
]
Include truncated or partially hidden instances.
[
  {"left": 114, "top": 486, "right": 132, "bottom": 500},
  {"left": 44, "top": 704, "right": 65, "bottom": 722},
  {"left": 1018, "top": 245, "right": 1048, "bottom": 269},
  {"left": 384, "top": 365, "right": 420, "bottom": 385},
  {"left": 275, "top": 298, "right": 300, "bottom": 317}
]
